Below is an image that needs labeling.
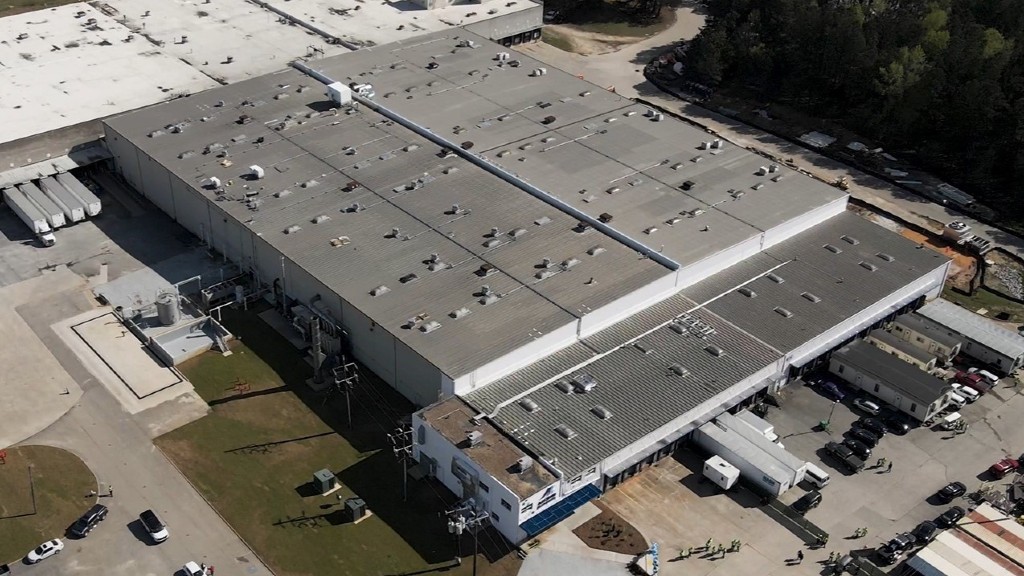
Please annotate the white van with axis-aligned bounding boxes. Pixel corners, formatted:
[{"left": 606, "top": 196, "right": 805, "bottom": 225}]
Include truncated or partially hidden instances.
[
  {"left": 976, "top": 369, "right": 1000, "bottom": 385},
  {"left": 804, "top": 462, "right": 831, "bottom": 488},
  {"left": 947, "top": 392, "right": 967, "bottom": 409}
]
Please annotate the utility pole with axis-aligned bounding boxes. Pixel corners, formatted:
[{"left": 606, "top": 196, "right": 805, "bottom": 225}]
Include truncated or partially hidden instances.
[
  {"left": 388, "top": 425, "right": 413, "bottom": 501},
  {"left": 331, "top": 358, "right": 357, "bottom": 427},
  {"left": 447, "top": 504, "right": 489, "bottom": 576}
]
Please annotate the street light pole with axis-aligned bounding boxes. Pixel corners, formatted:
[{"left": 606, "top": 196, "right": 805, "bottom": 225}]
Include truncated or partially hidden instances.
[{"left": 827, "top": 400, "right": 839, "bottom": 425}]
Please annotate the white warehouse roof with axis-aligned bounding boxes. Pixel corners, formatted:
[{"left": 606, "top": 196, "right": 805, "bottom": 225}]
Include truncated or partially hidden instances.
[{"left": 919, "top": 298, "right": 1024, "bottom": 360}]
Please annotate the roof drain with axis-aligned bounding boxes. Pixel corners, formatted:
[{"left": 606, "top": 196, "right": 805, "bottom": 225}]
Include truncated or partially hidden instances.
[{"left": 289, "top": 60, "right": 680, "bottom": 272}]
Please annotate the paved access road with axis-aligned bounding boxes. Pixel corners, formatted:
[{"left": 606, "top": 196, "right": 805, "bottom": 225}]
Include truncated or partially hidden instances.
[{"left": 517, "top": 13, "right": 1024, "bottom": 259}]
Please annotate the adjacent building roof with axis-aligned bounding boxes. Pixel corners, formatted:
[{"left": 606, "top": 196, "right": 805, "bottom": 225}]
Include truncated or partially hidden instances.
[
  {"left": 104, "top": 66, "right": 670, "bottom": 379},
  {"left": 908, "top": 503, "right": 1024, "bottom": 576},
  {"left": 478, "top": 308, "right": 782, "bottom": 478},
  {"left": 894, "top": 312, "right": 964, "bottom": 349},
  {"left": 867, "top": 329, "right": 936, "bottom": 364},
  {"left": 689, "top": 211, "right": 950, "bottom": 354},
  {"left": 918, "top": 298, "right": 1024, "bottom": 360},
  {"left": 421, "top": 396, "right": 556, "bottom": 500},
  {"left": 831, "top": 340, "right": 949, "bottom": 404}
]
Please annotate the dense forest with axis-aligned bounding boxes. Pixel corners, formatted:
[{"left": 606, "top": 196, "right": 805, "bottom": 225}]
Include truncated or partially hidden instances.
[{"left": 681, "top": 0, "right": 1024, "bottom": 218}]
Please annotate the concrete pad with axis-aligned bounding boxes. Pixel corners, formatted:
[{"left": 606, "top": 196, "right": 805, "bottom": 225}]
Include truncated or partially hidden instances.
[
  {"left": 69, "top": 310, "right": 184, "bottom": 398},
  {"left": 519, "top": 548, "right": 629, "bottom": 576},
  {"left": 0, "top": 2, "right": 218, "bottom": 147},
  {"left": 0, "top": 268, "right": 86, "bottom": 448}
]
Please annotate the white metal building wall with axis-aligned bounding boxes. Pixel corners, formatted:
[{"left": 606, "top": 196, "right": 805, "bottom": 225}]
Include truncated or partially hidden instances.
[
  {"left": 676, "top": 234, "right": 764, "bottom": 290},
  {"left": 760, "top": 195, "right": 849, "bottom": 249},
  {"left": 578, "top": 272, "right": 677, "bottom": 336},
  {"left": 452, "top": 321, "right": 579, "bottom": 395}
]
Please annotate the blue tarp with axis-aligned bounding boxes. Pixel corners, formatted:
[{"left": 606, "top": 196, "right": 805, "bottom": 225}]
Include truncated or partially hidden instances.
[{"left": 520, "top": 484, "right": 601, "bottom": 536}]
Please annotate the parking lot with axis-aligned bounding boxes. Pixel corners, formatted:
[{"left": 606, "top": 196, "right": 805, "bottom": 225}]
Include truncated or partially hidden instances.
[{"left": 596, "top": 373, "right": 1024, "bottom": 575}]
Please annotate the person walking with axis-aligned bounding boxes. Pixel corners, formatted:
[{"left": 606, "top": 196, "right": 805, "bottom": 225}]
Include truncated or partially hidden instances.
[
  {"left": 706, "top": 537, "right": 713, "bottom": 551},
  {"left": 796, "top": 550, "right": 804, "bottom": 564},
  {"left": 108, "top": 485, "right": 114, "bottom": 498},
  {"left": 887, "top": 461, "right": 893, "bottom": 473}
]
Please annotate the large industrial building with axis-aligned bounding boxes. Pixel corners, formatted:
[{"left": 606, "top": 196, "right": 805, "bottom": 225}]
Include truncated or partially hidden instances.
[{"left": 102, "top": 28, "right": 952, "bottom": 544}]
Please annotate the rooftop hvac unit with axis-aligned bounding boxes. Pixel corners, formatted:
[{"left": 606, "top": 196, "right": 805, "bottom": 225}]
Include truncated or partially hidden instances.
[
  {"left": 313, "top": 469, "right": 337, "bottom": 494},
  {"left": 249, "top": 165, "right": 265, "bottom": 179},
  {"left": 757, "top": 166, "right": 769, "bottom": 176},
  {"left": 345, "top": 497, "right": 367, "bottom": 521},
  {"left": 711, "top": 139, "right": 723, "bottom": 149},
  {"left": 571, "top": 373, "right": 597, "bottom": 393},
  {"left": 515, "top": 456, "right": 534, "bottom": 472},
  {"left": 467, "top": 431, "right": 483, "bottom": 447}
]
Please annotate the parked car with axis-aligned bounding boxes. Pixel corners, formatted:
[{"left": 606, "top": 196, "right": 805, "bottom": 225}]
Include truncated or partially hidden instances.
[
  {"left": 912, "top": 520, "right": 939, "bottom": 544},
  {"left": 0, "top": 563, "right": 9, "bottom": 575},
  {"left": 936, "top": 481, "right": 967, "bottom": 503},
  {"left": 823, "top": 381, "right": 846, "bottom": 400},
  {"left": 856, "top": 417, "right": 887, "bottom": 438},
  {"left": 954, "top": 371, "right": 990, "bottom": 395},
  {"left": 139, "top": 509, "right": 169, "bottom": 543},
  {"left": 937, "top": 506, "right": 966, "bottom": 527},
  {"left": 842, "top": 438, "right": 872, "bottom": 460},
  {"left": 947, "top": 392, "right": 967, "bottom": 409},
  {"left": 183, "top": 561, "right": 205, "bottom": 576},
  {"left": 968, "top": 367, "right": 1000, "bottom": 385},
  {"left": 26, "top": 539, "right": 64, "bottom": 564},
  {"left": 69, "top": 503, "right": 108, "bottom": 538},
  {"left": 989, "top": 458, "right": 1020, "bottom": 479},
  {"left": 793, "top": 490, "right": 822, "bottom": 515},
  {"left": 950, "top": 383, "right": 980, "bottom": 403},
  {"left": 848, "top": 427, "right": 880, "bottom": 448},
  {"left": 877, "top": 532, "right": 916, "bottom": 565},
  {"left": 852, "top": 397, "right": 881, "bottom": 416},
  {"left": 877, "top": 408, "right": 912, "bottom": 434}
]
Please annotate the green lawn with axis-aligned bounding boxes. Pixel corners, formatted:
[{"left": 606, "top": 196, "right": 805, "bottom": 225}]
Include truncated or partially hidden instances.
[
  {"left": 542, "top": 28, "right": 575, "bottom": 52},
  {"left": 1, "top": 0, "right": 80, "bottom": 17},
  {"left": 562, "top": 0, "right": 675, "bottom": 38},
  {"left": 158, "top": 307, "right": 517, "bottom": 576},
  {"left": 0, "top": 446, "right": 97, "bottom": 565}
]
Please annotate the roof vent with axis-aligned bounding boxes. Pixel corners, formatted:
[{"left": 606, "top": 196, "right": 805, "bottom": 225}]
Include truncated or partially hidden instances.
[
  {"left": 509, "top": 228, "right": 527, "bottom": 239},
  {"left": 774, "top": 307, "right": 793, "bottom": 318},
  {"left": 561, "top": 258, "right": 580, "bottom": 270},
  {"left": 573, "top": 222, "right": 593, "bottom": 234},
  {"left": 475, "top": 264, "right": 497, "bottom": 277},
  {"left": 876, "top": 253, "right": 895, "bottom": 262},
  {"left": 587, "top": 246, "right": 605, "bottom": 256},
  {"left": 681, "top": 180, "right": 696, "bottom": 191},
  {"left": 284, "top": 225, "right": 301, "bottom": 234},
  {"left": 669, "top": 321, "right": 686, "bottom": 335},
  {"left": 824, "top": 244, "right": 842, "bottom": 254},
  {"left": 571, "top": 373, "right": 597, "bottom": 393},
  {"left": 535, "top": 270, "right": 556, "bottom": 280},
  {"left": 479, "top": 294, "right": 500, "bottom": 305},
  {"left": 419, "top": 321, "right": 442, "bottom": 333},
  {"left": 666, "top": 216, "right": 682, "bottom": 226},
  {"left": 591, "top": 405, "right": 613, "bottom": 420},
  {"left": 801, "top": 292, "right": 822, "bottom": 303},
  {"left": 705, "top": 345, "right": 727, "bottom": 357},
  {"left": 370, "top": 285, "right": 390, "bottom": 297},
  {"left": 841, "top": 235, "right": 860, "bottom": 245},
  {"left": 346, "top": 202, "right": 364, "bottom": 213},
  {"left": 555, "top": 380, "right": 573, "bottom": 394},
  {"left": 275, "top": 189, "right": 292, "bottom": 199},
  {"left": 535, "top": 216, "right": 552, "bottom": 226},
  {"left": 450, "top": 307, "right": 472, "bottom": 319},
  {"left": 669, "top": 364, "right": 690, "bottom": 377},
  {"left": 312, "top": 214, "right": 330, "bottom": 224},
  {"left": 766, "top": 273, "right": 785, "bottom": 284},
  {"left": 859, "top": 261, "right": 878, "bottom": 272},
  {"left": 598, "top": 212, "right": 614, "bottom": 223},
  {"left": 738, "top": 287, "right": 756, "bottom": 298},
  {"left": 399, "top": 273, "right": 419, "bottom": 284},
  {"left": 554, "top": 424, "right": 578, "bottom": 440},
  {"left": 519, "top": 398, "right": 540, "bottom": 413},
  {"left": 515, "top": 456, "right": 534, "bottom": 473},
  {"left": 539, "top": 257, "right": 552, "bottom": 269},
  {"left": 483, "top": 239, "right": 500, "bottom": 248},
  {"left": 467, "top": 431, "right": 483, "bottom": 447}
]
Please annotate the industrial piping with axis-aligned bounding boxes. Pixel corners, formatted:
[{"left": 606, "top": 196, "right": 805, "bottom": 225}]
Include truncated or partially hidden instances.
[{"left": 290, "top": 60, "right": 681, "bottom": 271}]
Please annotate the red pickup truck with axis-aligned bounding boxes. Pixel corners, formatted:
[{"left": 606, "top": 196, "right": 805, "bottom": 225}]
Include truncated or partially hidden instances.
[
  {"left": 990, "top": 458, "right": 1020, "bottom": 479},
  {"left": 954, "top": 371, "right": 990, "bottom": 395}
]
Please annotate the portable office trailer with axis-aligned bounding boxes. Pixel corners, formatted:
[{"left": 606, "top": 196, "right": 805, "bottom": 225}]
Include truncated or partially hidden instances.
[
  {"left": 38, "top": 177, "right": 86, "bottom": 223},
  {"left": 703, "top": 456, "right": 740, "bottom": 490},
  {"left": 17, "top": 182, "right": 66, "bottom": 228},
  {"left": 55, "top": 173, "right": 102, "bottom": 217},
  {"left": 692, "top": 421, "right": 793, "bottom": 496}
]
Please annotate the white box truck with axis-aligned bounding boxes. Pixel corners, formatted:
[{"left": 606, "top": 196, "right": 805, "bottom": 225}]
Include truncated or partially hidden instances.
[
  {"left": 703, "top": 456, "right": 740, "bottom": 490},
  {"left": 3, "top": 187, "right": 55, "bottom": 246},
  {"left": 38, "top": 176, "right": 85, "bottom": 223},
  {"left": 18, "top": 182, "right": 66, "bottom": 228},
  {"left": 693, "top": 421, "right": 793, "bottom": 496},
  {"left": 55, "top": 173, "right": 101, "bottom": 217}
]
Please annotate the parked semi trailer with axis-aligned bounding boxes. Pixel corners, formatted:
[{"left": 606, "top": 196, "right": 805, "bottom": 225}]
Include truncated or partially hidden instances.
[
  {"left": 17, "top": 182, "right": 66, "bottom": 229},
  {"left": 38, "top": 176, "right": 85, "bottom": 223},
  {"left": 2, "top": 188, "right": 55, "bottom": 246},
  {"left": 55, "top": 173, "right": 101, "bottom": 217}
]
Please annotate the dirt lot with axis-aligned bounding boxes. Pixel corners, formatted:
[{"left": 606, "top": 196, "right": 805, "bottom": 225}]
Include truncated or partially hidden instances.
[
  {"left": 899, "top": 228, "right": 979, "bottom": 292},
  {"left": 572, "top": 502, "right": 647, "bottom": 554}
]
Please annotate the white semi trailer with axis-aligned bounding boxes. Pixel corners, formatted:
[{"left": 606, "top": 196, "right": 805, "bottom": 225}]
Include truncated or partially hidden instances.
[
  {"left": 18, "top": 182, "right": 66, "bottom": 229},
  {"left": 38, "top": 176, "right": 86, "bottom": 223},
  {"left": 55, "top": 173, "right": 101, "bottom": 217},
  {"left": 3, "top": 187, "right": 55, "bottom": 246}
]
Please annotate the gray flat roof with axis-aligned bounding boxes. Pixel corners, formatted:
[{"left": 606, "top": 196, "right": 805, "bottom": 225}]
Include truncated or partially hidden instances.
[
  {"left": 867, "top": 329, "right": 935, "bottom": 364},
  {"left": 308, "top": 29, "right": 848, "bottom": 268},
  {"left": 688, "top": 212, "right": 951, "bottom": 353},
  {"left": 479, "top": 309, "right": 781, "bottom": 477},
  {"left": 422, "top": 396, "right": 556, "bottom": 500},
  {"left": 918, "top": 298, "right": 1024, "bottom": 360},
  {"left": 104, "top": 67, "right": 669, "bottom": 378},
  {"left": 895, "top": 313, "right": 963, "bottom": 349},
  {"left": 831, "top": 339, "right": 949, "bottom": 404}
]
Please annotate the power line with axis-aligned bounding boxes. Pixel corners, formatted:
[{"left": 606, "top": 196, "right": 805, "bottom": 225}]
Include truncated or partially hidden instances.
[{"left": 388, "top": 425, "right": 413, "bottom": 501}]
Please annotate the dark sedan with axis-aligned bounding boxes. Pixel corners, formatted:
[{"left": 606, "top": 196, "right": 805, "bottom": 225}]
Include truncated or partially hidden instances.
[
  {"left": 912, "top": 520, "right": 938, "bottom": 544},
  {"left": 938, "top": 506, "right": 966, "bottom": 527},
  {"left": 848, "top": 427, "right": 880, "bottom": 448},
  {"left": 842, "top": 438, "right": 872, "bottom": 460},
  {"left": 856, "top": 417, "right": 887, "bottom": 438},
  {"left": 936, "top": 481, "right": 967, "bottom": 503}
]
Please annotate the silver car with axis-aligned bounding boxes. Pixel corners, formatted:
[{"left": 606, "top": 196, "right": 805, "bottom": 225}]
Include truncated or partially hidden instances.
[{"left": 852, "top": 397, "right": 881, "bottom": 416}]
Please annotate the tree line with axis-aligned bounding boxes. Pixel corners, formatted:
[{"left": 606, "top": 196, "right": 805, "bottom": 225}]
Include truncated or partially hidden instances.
[{"left": 681, "top": 0, "right": 1024, "bottom": 219}]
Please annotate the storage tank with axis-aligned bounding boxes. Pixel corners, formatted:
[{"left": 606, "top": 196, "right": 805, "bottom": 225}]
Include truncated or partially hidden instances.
[{"left": 155, "top": 292, "right": 181, "bottom": 326}]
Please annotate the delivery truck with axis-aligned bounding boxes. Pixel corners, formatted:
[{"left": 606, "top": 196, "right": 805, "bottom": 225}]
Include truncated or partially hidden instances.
[
  {"left": 18, "top": 182, "right": 66, "bottom": 229},
  {"left": 38, "top": 176, "right": 86, "bottom": 223},
  {"left": 3, "top": 187, "right": 55, "bottom": 246}
]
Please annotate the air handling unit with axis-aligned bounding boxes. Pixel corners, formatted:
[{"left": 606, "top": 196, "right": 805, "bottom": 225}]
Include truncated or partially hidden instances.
[{"left": 326, "top": 82, "right": 352, "bottom": 107}]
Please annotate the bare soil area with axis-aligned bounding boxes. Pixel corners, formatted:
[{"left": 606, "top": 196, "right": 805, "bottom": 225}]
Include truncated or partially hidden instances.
[{"left": 572, "top": 501, "right": 648, "bottom": 554}]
